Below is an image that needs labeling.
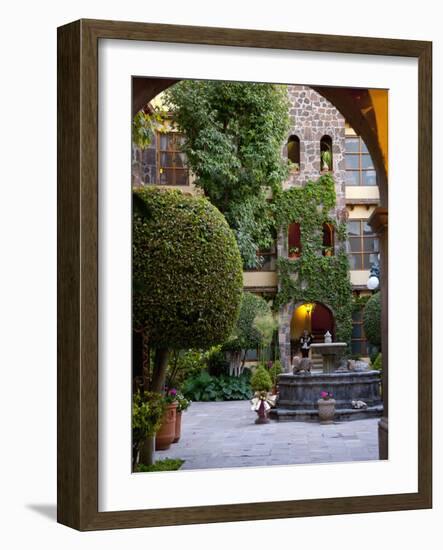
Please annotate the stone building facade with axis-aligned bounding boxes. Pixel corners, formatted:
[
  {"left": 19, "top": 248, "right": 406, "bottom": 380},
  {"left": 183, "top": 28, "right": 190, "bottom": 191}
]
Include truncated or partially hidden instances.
[
  {"left": 131, "top": 83, "right": 380, "bottom": 367},
  {"left": 277, "top": 85, "right": 348, "bottom": 371},
  {"left": 132, "top": 134, "right": 157, "bottom": 188}
]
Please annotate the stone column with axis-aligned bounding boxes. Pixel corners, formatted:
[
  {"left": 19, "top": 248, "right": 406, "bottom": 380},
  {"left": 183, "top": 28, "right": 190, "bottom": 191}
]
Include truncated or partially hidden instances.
[
  {"left": 279, "top": 304, "right": 292, "bottom": 372},
  {"left": 368, "top": 207, "right": 388, "bottom": 460}
]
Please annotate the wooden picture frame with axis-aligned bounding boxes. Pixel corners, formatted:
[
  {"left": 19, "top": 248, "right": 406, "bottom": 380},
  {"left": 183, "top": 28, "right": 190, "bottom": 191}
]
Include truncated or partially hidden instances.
[{"left": 57, "top": 19, "right": 432, "bottom": 531}]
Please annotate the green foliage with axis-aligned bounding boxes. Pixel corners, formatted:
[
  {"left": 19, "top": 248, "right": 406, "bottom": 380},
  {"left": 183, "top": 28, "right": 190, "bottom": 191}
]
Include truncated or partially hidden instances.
[
  {"left": 166, "top": 349, "right": 207, "bottom": 390},
  {"left": 251, "top": 365, "right": 273, "bottom": 392},
  {"left": 135, "top": 458, "right": 185, "bottom": 472},
  {"left": 175, "top": 391, "right": 191, "bottom": 412},
  {"left": 133, "top": 188, "right": 243, "bottom": 349},
  {"left": 372, "top": 352, "right": 382, "bottom": 371},
  {"left": 206, "top": 346, "right": 229, "bottom": 377},
  {"left": 164, "top": 81, "right": 290, "bottom": 266},
  {"left": 132, "top": 108, "right": 168, "bottom": 149},
  {"left": 132, "top": 391, "right": 166, "bottom": 444},
  {"left": 182, "top": 371, "right": 252, "bottom": 401},
  {"left": 253, "top": 312, "right": 278, "bottom": 363},
  {"left": 224, "top": 292, "right": 272, "bottom": 353},
  {"left": 273, "top": 174, "right": 353, "bottom": 344},
  {"left": 268, "top": 360, "right": 283, "bottom": 386},
  {"left": 352, "top": 294, "right": 371, "bottom": 312},
  {"left": 363, "top": 291, "right": 381, "bottom": 347},
  {"left": 321, "top": 149, "right": 332, "bottom": 170}
]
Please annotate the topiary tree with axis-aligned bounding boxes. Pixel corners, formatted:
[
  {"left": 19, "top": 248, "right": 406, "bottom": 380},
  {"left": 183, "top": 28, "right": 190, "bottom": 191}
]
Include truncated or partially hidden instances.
[
  {"left": 223, "top": 292, "right": 272, "bottom": 376},
  {"left": 251, "top": 365, "right": 273, "bottom": 393},
  {"left": 163, "top": 81, "right": 290, "bottom": 267},
  {"left": 363, "top": 291, "right": 381, "bottom": 348},
  {"left": 133, "top": 187, "right": 243, "bottom": 394}
]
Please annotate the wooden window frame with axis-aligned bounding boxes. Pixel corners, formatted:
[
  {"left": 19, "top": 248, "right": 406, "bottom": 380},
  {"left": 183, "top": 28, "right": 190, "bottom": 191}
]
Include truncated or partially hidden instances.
[
  {"left": 347, "top": 219, "right": 379, "bottom": 270},
  {"left": 351, "top": 308, "right": 369, "bottom": 356},
  {"left": 156, "top": 131, "right": 189, "bottom": 186},
  {"left": 345, "top": 135, "right": 377, "bottom": 186}
]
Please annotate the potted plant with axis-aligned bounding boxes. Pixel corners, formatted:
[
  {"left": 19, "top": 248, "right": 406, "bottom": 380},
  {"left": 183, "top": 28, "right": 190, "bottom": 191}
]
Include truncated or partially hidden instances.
[
  {"left": 173, "top": 392, "right": 191, "bottom": 443},
  {"left": 155, "top": 388, "right": 178, "bottom": 451},
  {"left": 250, "top": 365, "right": 273, "bottom": 424},
  {"left": 317, "top": 391, "right": 336, "bottom": 424},
  {"left": 288, "top": 246, "right": 300, "bottom": 259},
  {"left": 321, "top": 149, "right": 332, "bottom": 172},
  {"left": 324, "top": 246, "right": 333, "bottom": 257},
  {"left": 132, "top": 390, "right": 166, "bottom": 467},
  {"left": 290, "top": 161, "right": 300, "bottom": 173}
]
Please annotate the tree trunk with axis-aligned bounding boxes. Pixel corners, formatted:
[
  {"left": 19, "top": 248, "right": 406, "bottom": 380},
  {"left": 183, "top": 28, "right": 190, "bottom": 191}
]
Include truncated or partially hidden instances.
[
  {"left": 139, "top": 435, "right": 155, "bottom": 466},
  {"left": 142, "top": 332, "right": 151, "bottom": 391},
  {"left": 151, "top": 348, "right": 170, "bottom": 393}
]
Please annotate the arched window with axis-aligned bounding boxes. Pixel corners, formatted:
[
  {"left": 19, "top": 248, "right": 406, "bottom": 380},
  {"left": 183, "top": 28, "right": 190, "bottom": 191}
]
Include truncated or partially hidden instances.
[
  {"left": 288, "top": 223, "right": 301, "bottom": 259},
  {"left": 287, "top": 135, "right": 300, "bottom": 169},
  {"left": 322, "top": 222, "right": 334, "bottom": 256},
  {"left": 320, "top": 135, "right": 333, "bottom": 172}
]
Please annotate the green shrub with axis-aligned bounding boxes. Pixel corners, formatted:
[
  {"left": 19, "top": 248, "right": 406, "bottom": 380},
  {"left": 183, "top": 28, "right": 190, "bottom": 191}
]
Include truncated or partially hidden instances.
[
  {"left": 372, "top": 353, "right": 382, "bottom": 371},
  {"left": 182, "top": 371, "right": 252, "bottom": 401},
  {"left": 363, "top": 292, "right": 381, "bottom": 347},
  {"left": 206, "top": 346, "right": 230, "bottom": 377},
  {"left": 166, "top": 349, "right": 207, "bottom": 389},
  {"left": 268, "top": 360, "right": 283, "bottom": 386},
  {"left": 135, "top": 458, "right": 185, "bottom": 472},
  {"left": 251, "top": 365, "right": 272, "bottom": 392},
  {"left": 133, "top": 188, "right": 243, "bottom": 350},
  {"left": 132, "top": 391, "right": 167, "bottom": 460},
  {"left": 132, "top": 391, "right": 166, "bottom": 438},
  {"left": 223, "top": 292, "right": 273, "bottom": 370}
]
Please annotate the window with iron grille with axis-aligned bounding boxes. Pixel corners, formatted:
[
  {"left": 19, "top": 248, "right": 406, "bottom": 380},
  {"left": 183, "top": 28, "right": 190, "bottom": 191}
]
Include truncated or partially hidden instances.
[
  {"left": 345, "top": 136, "right": 377, "bottom": 186},
  {"left": 157, "top": 132, "right": 189, "bottom": 186},
  {"left": 347, "top": 219, "right": 379, "bottom": 270}
]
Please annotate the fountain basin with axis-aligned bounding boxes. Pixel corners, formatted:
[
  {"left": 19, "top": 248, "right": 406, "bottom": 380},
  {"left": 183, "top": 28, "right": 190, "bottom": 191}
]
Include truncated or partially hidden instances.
[{"left": 270, "top": 371, "right": 383, "bottom": 421}]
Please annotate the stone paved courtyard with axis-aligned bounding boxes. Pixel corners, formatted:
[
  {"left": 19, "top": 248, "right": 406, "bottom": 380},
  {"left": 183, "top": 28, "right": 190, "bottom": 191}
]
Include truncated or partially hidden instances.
[{"left": 156, "top": 400, "right": 379, "bottom": 470}]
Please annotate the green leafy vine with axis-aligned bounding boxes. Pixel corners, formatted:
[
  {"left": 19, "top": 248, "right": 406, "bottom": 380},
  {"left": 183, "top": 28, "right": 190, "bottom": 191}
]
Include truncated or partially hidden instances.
[{"left": 273, "top": 174, "right": 353, "bottom": 344}]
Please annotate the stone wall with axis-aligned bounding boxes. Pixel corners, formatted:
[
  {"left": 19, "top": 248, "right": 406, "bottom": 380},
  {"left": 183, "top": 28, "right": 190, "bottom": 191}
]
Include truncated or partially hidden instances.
[
  {"left": 278, "top": 86, "right": 347, "bottom": 371},
  {"left": 132, "top": 135, "right": 157, "bottom": 188}
]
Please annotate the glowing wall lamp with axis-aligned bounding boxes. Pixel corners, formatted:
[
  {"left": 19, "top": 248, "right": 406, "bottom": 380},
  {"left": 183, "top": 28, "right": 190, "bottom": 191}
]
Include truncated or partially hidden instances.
[{"left": 367, "top": 262, "right": 380, "bottom": 291}]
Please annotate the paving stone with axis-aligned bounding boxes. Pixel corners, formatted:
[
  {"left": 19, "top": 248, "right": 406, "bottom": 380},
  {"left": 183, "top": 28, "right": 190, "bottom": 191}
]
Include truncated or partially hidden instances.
[{"left": 155, "top": 401, "right": 380, "bottom": 470}]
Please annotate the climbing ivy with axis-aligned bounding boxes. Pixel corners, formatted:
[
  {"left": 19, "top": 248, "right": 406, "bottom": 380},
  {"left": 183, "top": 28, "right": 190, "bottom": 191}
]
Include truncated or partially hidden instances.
[{"left": 273, "top": 174, "right": 353, "bottom": 344}]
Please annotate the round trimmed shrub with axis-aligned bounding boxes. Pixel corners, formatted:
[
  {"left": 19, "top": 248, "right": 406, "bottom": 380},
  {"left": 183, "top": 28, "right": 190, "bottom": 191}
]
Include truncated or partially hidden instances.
[
  {"left": 133, "top": 188, "right": 243, "bottom": 349},
  {"left": 251, "top": 365, "right": 272, "bottom": 392},
  {"left": 363, "top": 291, "right": 381, "bottom": 347}
]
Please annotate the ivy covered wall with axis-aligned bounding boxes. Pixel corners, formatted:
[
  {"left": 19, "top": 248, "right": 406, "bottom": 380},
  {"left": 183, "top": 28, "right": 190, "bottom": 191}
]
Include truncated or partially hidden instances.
[{"left": 274, "top": 174, "right": 353, "bottom": 369}]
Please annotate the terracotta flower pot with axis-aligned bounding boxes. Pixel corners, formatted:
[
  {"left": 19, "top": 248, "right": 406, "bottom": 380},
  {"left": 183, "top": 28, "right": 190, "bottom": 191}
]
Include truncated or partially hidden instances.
[
  {"left": 155, "top": 402, "right": 177, "bottom": 450},
  {"left": 173, "top": 410, "right": 182, "bottom": 443},
  {"left": 317, "top": 398, "right": 336, "bottom": 424}
]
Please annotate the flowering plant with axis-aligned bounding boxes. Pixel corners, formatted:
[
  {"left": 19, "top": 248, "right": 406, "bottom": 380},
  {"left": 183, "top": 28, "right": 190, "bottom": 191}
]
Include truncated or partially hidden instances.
[
  {"left": 164, "top": 387, "right": 178, "bottom": 404},
  {"left": 320, "top": 391, "right": 333, "bottom": 400},
  {"left": 175, "top": 391, "right": 191, "bottom": 412}
]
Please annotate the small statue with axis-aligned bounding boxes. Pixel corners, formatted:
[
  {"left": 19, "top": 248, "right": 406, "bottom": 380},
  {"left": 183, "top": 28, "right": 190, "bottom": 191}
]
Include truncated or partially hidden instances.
[
  {"left": 324, "top": 330, "right": 332, "bottom": 343},
  {"left": 292, "top": 355, "right": 312, "bottom": 375},
  {"left": 351, "top": 400, "right": 368, "bottom": 409}
]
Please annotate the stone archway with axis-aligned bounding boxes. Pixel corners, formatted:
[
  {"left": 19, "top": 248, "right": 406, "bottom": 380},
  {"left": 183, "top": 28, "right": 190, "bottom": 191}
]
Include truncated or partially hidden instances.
[{"left": 279, "top": 300, "right": 336, "bottom": 372}]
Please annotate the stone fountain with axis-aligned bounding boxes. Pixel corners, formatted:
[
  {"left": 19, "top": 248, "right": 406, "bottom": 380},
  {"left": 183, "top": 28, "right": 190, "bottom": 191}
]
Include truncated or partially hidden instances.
[{"left": 270, "top": 332, "right": 383, "bottom": 422}]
